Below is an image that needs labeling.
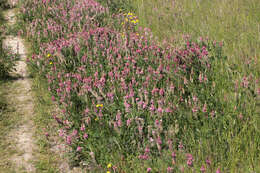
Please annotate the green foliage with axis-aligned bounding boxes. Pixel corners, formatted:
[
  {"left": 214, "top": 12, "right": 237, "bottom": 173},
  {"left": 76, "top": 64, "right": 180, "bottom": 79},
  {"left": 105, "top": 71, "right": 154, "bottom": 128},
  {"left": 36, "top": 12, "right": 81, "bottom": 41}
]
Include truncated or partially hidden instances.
[
  {"left": 0, "top": 38, "right": 19, "bottom": 79},
  {"left": 96, "top": 0, "right": 134, "bottom": 14},
  {"left": 0, "top": 0, "right": 8, "bottom": 8}
]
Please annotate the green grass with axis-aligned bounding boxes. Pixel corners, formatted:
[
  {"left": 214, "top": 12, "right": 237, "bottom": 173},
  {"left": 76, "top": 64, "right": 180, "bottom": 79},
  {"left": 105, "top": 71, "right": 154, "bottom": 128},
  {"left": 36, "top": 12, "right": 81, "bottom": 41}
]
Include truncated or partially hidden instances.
[
  {"left": 23, "top": 40, "right": 60, "bottom": 172},
  {"left": 32, "top": 77, "right": 60, "bottom": 173},
  {"left": 0, "top": 80, "right": 23, "bottom": 173},
  {"left": 132, "top": 0, "right": 260, "bottom": 66},
  {"left": 102, "top": 0, "right": 260, "bottom": 172}
]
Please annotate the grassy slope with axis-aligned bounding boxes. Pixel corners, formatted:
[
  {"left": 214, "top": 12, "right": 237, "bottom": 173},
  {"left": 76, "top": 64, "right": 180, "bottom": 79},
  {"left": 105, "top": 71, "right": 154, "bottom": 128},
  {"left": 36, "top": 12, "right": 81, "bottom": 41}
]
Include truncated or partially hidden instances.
[{"left": 128, "top": 0, "right": 260, "bottom": 172}]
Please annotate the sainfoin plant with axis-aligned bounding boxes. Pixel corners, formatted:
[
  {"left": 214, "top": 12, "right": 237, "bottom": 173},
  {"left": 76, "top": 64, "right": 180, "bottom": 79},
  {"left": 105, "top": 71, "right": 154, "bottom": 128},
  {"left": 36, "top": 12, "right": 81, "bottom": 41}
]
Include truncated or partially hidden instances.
[{"left": 19, "top": 0, "right": 259, "bottom": 172}]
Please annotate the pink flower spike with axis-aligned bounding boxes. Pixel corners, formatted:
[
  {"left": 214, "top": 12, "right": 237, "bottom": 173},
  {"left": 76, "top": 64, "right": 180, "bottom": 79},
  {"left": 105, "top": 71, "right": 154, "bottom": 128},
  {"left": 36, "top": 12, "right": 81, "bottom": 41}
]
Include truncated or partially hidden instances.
[
  {"left": 45, "top": 132, "right": 49, "bottom": 137},
  {"left": 200, "top": 165, "right": 206, "bottom": 172},
  {"left": 171, "top": 152, "right": 176, "bottom": 159},
  {"left": 80, "top": 123, "right": 85, "bottom": 131},
  {"left": 216, "top": 168, "right": 221, "bottom": 173},
  {"left": 76, "top": 146, "right": 82, "bottom": 152},
  {"left": 83, "top": 133, "right": 88, "bottom": 139},
  {"left": 167, "top": 167, "right": 173, "bottom": 172},
  {"left": 206, "top": 158, "right": 211, "bottom": 166},
  {"left": 66, "top": 136, "right": 72, "bottom": 145},
  {"left": 147, "top": 168, "right": 152, "bottom": 172}
]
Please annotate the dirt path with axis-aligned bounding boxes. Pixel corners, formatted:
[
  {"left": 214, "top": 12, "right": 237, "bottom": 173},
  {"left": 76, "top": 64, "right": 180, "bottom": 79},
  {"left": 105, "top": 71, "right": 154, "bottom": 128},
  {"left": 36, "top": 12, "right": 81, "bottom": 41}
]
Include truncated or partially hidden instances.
[
  {"left": 2, "top": 7, "right": 37, "bottom": 173},
  {"left": 1, "top": 6, "right": 84, "bottom": 173}
]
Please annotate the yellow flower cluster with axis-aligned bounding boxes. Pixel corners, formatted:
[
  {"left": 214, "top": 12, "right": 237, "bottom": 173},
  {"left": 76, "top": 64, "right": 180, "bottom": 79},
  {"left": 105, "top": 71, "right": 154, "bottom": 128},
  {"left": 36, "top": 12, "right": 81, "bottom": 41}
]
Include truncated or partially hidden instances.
[
  {"left": 96, "top": 104, "right": 103, "bottom": 108},
  {"left": 47, "top": 54, "right": 53, "bottom": 65},
  {"left": 107, "top": 163, "right": 112, "bottom": 168},
  {"left": 121, "top": 33, "right": 125, "bottom": 39},
  {"left": 123, "top": 12, "right": 139, "bottom": 25},
  {"left": 106, "top": 163, "right": 112, "bottom": 173}
]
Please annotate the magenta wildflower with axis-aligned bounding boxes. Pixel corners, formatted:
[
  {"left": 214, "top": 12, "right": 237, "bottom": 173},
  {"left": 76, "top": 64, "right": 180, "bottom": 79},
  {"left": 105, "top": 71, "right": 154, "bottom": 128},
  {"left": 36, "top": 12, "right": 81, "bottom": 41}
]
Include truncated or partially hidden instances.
[
  {"left": 83, "top": 133, "right": 88, "bottom": 139},
  {"left": 76, "top": 146, "right": 82, "bottom": 152},
  {"left": 80, "top": 123, "right": 85, "bottom": 131},
  {"left": 178, "top": 142, "right": 184, "bottom": 150},
  {"left": 171, "top": 152, "right": 176, "bottom": 159},
  {"left": 147, "top": 168, "right": 152, "bottom": 172},
  {"left": 206, "top": 158, "right": 211, "bottom": 166},
  {"left": 187, "top": 159, "right": 193, "bottom": 167},
  {"left": 167, "top": 167, "right": 173, "bottom": 172},
  {"left": 192, "top": 106, "right": 198, "bottom": 113},
  {"left": 186, "top": 154, "right": 194, "bottom": 167},
  {"left": 126, "top": 118, "right": 132, "bottom": 126},
  {"left": 58, "top": 129, "right": 64, "bottom": 137},
  {"left": 216, "top": 168, "right": 221, "bottom": 173},
  {"left": 202, "top": 103, "right": 207, "bottom": 113},
  {"left": 72, "top": 129, "right": 78, "bottom": 136},
  {"left": 66, "top": 136, "right": 72, "bottom": 145},
  {"left": 145, "top": 147, "right": 150, "bottom": 153},
  {"left": 200, "top": 165, "right": 206, "bottom": 172},
  {"left": 139, "top": 154, "right": 149, "bottom": 160},
  {"left": 45, "top": 132, "right": 49, "bottom": 138}
]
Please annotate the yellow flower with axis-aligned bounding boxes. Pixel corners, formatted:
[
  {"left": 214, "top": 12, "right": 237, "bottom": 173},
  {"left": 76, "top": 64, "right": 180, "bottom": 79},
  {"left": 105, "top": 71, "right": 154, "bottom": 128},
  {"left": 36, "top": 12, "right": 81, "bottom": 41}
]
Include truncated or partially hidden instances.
[
  {"left": 121, "top": 33, "right": 125, "bottom": 39},
  {"left": 107, "top": 163, "right": 112, "bottom": 168},
  {"left": 95, "top": 117, "right": 99, "bottom": 121},
  {"left": 125, "top": 18, "right": 128, "bottom": 22},
  {"left": 49, "top": 62, "right": 53, "bottom": 65},
  {"left": 136, "top": 19, "right": 139, "bottom": 23},
  {"left": 128, "top": 12, "right": 133, "bottom": 16},
  {"left": 107, "top": 171, "right": 111, "bottom": 173},
  {"left": 47, "top": 53, "right": 51, "bottom": 57},
  {"left": 96, "top": 104, "right": 103, "bottom": 108}
]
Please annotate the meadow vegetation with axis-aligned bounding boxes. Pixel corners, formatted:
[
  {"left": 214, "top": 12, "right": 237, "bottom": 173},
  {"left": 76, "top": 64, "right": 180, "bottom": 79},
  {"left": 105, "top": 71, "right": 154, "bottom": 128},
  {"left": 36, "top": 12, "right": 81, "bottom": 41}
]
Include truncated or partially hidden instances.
[
  {"left": 0, "top": 2, "right": 19, "bottom": 80},
  {"left": 15, "top": 0, "right": 260, "bottom": 172}
]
